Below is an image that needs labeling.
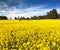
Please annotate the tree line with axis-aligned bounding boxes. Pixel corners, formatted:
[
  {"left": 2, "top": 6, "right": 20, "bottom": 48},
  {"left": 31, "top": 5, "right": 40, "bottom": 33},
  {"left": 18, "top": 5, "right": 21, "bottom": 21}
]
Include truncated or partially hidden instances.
[
  {"left": 0, "top": 16, "right": 8, "bottom": 20},
  {"left": 0, "top": 9, "right": 60, "bottom": 20}
]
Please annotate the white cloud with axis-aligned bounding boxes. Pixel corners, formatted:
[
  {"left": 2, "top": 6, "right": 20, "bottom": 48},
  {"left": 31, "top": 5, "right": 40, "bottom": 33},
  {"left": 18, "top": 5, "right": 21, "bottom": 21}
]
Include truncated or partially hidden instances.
[{"left": 57, "top": 8, "right": 60, "bottom": 14}]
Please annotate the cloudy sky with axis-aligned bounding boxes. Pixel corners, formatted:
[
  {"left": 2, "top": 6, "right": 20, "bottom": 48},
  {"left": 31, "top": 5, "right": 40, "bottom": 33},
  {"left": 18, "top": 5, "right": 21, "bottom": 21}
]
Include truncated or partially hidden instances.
[{"left": 0, "top": 0, "right": 60, "bottom": 19}]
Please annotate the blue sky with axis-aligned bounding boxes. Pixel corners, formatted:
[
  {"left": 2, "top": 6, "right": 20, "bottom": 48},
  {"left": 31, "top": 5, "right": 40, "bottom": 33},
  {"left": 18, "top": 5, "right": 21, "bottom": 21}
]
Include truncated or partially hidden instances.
[{"left": 0, "top": 0, "right": 60, "bottom": 19}]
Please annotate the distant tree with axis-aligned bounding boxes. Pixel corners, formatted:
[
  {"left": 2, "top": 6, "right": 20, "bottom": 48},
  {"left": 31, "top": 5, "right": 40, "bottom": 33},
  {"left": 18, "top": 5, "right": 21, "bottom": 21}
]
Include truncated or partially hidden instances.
[
  {"left": 0, "top": 16, "right": 7, "bottom": 20},
  {"left": 10, "top": 17, "right": 12, "bottom": 20},
  {"left": 30, "top": 17, "right": 34, "bottom": 19},
  {"left": 47, "top": 12, "right": 50, "bottom": 19},
  {"left": 30, "top": 16, "right": 38, "bottom": 19},
  {"left": 37, "top": 15, "right": 48, "bottom": 19},
  {"left": 22, "top": 17, "right": 25, "bottom": 20},
  {"left": 20, "top": 17, "right": 25, "bottom": 20},
  {"left": 26, "top": 17, "right": 30, "bottom": 20},
  {"left": 33, "top": 16, "right": 37, "bottom": 19},
  {"left": 47, "top": 9, "right": 58, "bottom": 19},
  {"left": 17, "top": 16, "right": 20, "bottom": 20},
  {"left": 14, "top": 17, "right": 18, "bottom": 20},
  {"left": 58, "top": 14, "right": 60, "bottom": 18}
]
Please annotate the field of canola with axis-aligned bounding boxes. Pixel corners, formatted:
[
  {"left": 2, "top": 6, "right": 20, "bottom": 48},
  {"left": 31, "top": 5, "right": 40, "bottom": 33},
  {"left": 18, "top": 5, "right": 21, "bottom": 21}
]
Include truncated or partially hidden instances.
[{"left": 0, "top": 19, "right": 60, "bottom": 50}]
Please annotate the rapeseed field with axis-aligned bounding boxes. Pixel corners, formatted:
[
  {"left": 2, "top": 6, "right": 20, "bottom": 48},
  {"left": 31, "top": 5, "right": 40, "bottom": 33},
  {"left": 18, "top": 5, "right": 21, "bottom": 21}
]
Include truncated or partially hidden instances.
[{"left": 0, "top": 19, "right": 60, "bottom": 50}]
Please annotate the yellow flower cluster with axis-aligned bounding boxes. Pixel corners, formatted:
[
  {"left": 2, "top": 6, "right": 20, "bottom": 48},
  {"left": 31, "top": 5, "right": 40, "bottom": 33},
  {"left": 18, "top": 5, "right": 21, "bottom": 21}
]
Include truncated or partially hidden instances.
[{"left": 0, "top": 20, "right": 60, "bottom": 50}]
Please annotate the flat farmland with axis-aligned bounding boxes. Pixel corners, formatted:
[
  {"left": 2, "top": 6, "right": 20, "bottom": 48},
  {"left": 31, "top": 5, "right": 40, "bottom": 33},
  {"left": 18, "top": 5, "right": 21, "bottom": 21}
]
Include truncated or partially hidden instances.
[{"left": 0, "top": 20, "right": 60, "bottom": 50}]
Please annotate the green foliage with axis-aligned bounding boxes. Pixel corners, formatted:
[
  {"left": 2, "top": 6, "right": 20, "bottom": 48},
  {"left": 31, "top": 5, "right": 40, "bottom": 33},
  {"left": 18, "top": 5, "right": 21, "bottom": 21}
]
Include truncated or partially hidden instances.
[
  {"left": 0, "top": 16, "right": 7, "bottom": 20},
  {"left": 47, "top": 9, "right": 58, "bottom": 19},
  {"left": 20, "top": 17, "right": 26, "bottom": 20},
  {"left": 14, "top": 17, "right": 17, "bottom": 20}
]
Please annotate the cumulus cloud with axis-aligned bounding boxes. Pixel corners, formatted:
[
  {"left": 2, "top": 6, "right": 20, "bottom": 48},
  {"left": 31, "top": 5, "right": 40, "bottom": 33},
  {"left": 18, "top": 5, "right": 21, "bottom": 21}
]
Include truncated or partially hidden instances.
[{"left": 57, "top": 8, "right": 60, "bottom": 14}]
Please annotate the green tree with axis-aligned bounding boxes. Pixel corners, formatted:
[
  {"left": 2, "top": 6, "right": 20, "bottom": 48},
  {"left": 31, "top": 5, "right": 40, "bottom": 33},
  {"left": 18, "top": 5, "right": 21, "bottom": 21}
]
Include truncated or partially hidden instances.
[
  {"left": 20, "top": 17, "right": 25, "bottom": 20},
  {"left": 26, "top": 17, "right": 30, "bottom": 20},
  {"left": 0, "top": 16, "right": 7, "bottom": 20},
  {"left": 47, "top": 9, "right": 58, "bottom": 19},
  {"left": 30, "top": 16, "right": 37, "bottom": 19},
  {"left": 14, "top": 17, "right": 17, "bottom": 20},
  {"left": 17, "top": 16, "right": 20, "bottom": 20},
  {"left": 10, "top": 17, "right": 12, "bottom": 20}
]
